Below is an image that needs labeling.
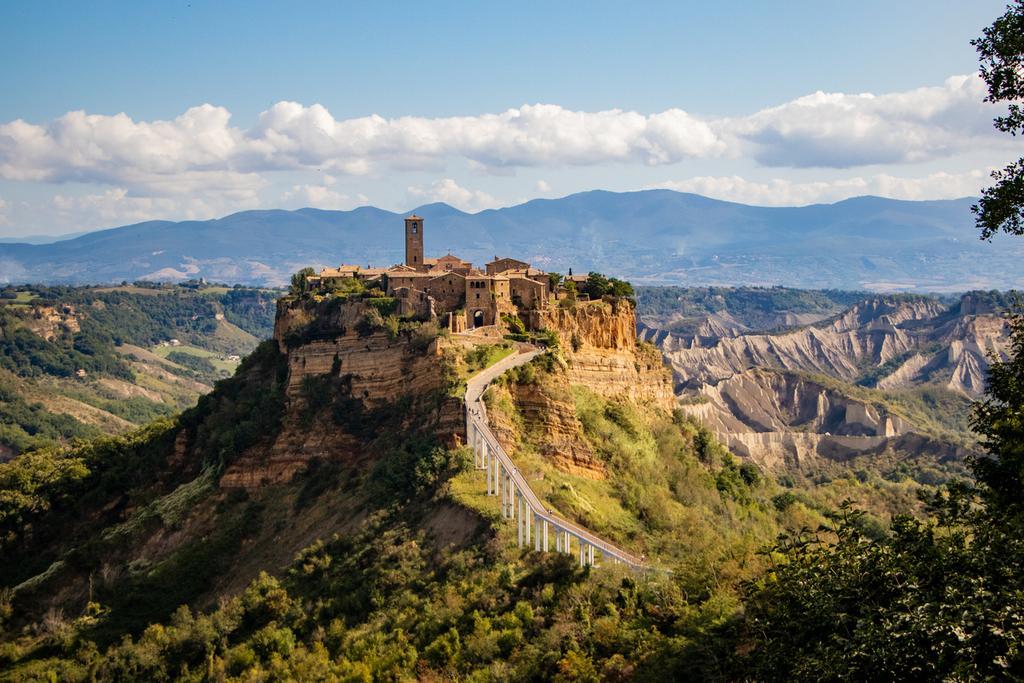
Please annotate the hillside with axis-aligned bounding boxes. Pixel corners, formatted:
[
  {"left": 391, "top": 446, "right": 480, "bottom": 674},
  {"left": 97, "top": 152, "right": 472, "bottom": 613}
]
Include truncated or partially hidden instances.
[
  {"left": 3, "top": 191, "right": 1022, "bottom": 291},
  {"left": 0, "top": 284, "right": 930, "bottom": 680},
  {"left": 640, "top": 289, "right": 1012, "bottom": 482},
  {"left": 0, "top": 283, "right": 279, "bottom": 458}
]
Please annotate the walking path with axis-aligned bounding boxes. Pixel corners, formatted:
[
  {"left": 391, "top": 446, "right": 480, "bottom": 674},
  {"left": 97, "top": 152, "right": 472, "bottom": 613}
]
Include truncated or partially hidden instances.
[{"left": 465, "top": 346, "right": 648, "bottom": 570}]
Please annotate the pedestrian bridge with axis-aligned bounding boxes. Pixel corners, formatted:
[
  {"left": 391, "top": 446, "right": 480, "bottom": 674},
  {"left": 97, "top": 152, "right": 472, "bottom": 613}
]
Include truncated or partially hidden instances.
[{"left": 464, "top": 347, "right": 648, "bottom": 570}]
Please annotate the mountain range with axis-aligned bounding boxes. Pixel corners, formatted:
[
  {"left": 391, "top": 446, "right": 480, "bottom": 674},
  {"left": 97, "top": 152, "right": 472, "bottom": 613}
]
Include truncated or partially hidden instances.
[{"left": 1, "top": 190, "right": 1021, "bottom": 291}]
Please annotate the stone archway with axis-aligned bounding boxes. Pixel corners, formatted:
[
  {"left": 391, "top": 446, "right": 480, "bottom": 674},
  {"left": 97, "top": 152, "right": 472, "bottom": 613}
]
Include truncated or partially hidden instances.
[{"left": 473, "top": 310, "right": 485, "bottom": 328}]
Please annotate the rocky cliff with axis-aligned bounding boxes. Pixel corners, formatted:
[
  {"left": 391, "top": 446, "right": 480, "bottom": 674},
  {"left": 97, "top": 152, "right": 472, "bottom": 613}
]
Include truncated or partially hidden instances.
[
  {"left": 491, "top": 299, "right": 674, "bottom": 479},
  {"left": 220, "top": 297, "right": 463, "bottom": 488},
  {"left": 540, "top": 300, "right": 674, "bottom": 409},
  {"left": 645, "top": 294, "right": 1008, "bottom": 474},
  {"left": 647, "top": 296, "right": 1008, "bottom": 397},
  {"left": 682, "top": 367, "right": 935, "bottom": 471}
]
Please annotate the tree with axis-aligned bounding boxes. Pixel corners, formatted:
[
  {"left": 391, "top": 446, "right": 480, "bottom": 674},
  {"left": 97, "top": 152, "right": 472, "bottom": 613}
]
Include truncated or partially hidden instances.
[
  {"left": 972, "top": 1, "right": 1024, "bottom": 238},
  {"left": 289, "top": 267, "right": 316, "bottom": 295},
  {"left": 547, "top": 272, "right": 563, "bottom": 292},
  {"left": 582, "top": 272, "right": 610, "bottom": 299},
  {"left": 970, "top": 314, "right": 1024, "bottom": 512}
]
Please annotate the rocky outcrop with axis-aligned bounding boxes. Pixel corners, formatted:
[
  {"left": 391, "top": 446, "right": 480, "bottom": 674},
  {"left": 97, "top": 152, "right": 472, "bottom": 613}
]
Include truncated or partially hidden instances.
[
  {"left": 690, "top": 368, "right": 908, "bottom": 438},
  {"left": 681, "top": 367, "right": 970, "bottom": 472},
  {"left": 541, "top": 300, "right": 674, "bottom": 410},
  {"left": 653, "top": 296, "right": 1009, "bottom": 397},
  {"left": 489, "top": 374, "right": 605, "bottom": 480},
  {"left": 24, "top": 304, "right": 79, "bottom": 341},
  {"left": 488, "top": 299, "right": 676, "bottom": 479},
  {"left": 221, "top": 297, "right": 462, "bottom": 488}
]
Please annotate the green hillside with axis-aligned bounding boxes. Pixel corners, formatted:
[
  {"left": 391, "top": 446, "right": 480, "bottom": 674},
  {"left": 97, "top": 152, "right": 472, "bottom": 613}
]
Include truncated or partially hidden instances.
[{"left": 0, "top": 283, "right": 280, "bottom": 458}]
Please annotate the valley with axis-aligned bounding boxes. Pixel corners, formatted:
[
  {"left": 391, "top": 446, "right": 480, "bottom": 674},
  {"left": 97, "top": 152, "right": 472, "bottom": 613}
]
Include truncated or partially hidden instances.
[
  {"left": 638, "top": 288, "right": 1013, "bottom": 485},
  {"left": 0, "top": 283, "right": 279, "bottom": 458}
]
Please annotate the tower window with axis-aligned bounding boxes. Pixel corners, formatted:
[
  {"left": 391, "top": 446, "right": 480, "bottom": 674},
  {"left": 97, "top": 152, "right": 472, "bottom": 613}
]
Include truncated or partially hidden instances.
[{"left": 412, "top": 225, "right": 418, "bottom": 234}]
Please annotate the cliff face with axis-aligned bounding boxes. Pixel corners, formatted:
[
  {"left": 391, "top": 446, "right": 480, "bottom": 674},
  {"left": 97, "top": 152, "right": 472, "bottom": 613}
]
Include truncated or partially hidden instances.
[
  {"left": 227, "top": 297, "right": 675, "bottom": 487},
  {"left": 491, "top": 300, "right": 675, "bottom": 479},
  {"left": 645, "top": 295, "right": 1005, "bottom": 473},
  {"left": 648, "top": 297, "right": 1009, "bottom": 397},
  {"left": 541, "top": 300, "right": 674, "bottom": 410},
  {"left": 221, "top": 298, "right": 462, "bottom": 488},
  {"left": 683, "top": 368, "right": 928, "bottom": 472}
]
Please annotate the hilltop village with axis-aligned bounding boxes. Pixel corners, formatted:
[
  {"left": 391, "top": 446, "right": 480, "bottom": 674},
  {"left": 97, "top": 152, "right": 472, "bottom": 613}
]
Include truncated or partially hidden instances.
[{"left": 302, "top": 215, "right": 611, "bottom": 332}]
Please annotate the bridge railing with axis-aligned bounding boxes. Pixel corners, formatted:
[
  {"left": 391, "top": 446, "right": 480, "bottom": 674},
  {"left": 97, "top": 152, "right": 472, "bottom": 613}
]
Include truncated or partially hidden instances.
[{"left": 464, "top": 352, "right": 649, "bottom": 570}]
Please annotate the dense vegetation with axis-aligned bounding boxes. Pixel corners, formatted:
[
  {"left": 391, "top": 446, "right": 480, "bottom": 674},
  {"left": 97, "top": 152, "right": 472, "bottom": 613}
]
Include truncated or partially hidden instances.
[
  {"left": 0, "top": 283, "right": 279, "bottom": 455},
  {"left": 722, "top": 316, "right": 1024, "bottom": 679}
]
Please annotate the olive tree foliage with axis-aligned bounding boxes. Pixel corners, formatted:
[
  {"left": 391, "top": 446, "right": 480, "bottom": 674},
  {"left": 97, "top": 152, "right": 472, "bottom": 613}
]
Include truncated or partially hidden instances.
[{"left": 972, "top": 0, "right": 1024, "bottom": 239}]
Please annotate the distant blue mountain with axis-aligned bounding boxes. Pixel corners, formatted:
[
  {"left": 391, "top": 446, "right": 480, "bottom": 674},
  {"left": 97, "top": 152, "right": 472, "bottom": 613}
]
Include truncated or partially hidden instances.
[{"left": 0, "top": 190, "right": 1020, "bottom": 291}]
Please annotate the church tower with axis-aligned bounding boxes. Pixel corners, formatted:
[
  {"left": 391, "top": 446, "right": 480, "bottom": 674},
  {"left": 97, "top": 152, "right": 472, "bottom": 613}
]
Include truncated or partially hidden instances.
[{"left": 405, "top": 215, "right": 424, "bottom": 268}]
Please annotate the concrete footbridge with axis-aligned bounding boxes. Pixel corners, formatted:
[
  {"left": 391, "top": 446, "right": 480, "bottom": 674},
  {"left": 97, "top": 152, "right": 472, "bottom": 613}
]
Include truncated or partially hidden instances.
[{"left": 465, "top": 346, "right": 648, "bottom": 570}]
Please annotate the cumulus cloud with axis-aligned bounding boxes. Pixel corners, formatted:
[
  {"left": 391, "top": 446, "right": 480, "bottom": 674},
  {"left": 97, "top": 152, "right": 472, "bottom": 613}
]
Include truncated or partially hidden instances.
[
  {"left": 407, "top": 178, "right": 500, "bottom": 211},
  {"left": 50, "top": 187, "right": 260, "bottom": 227},
  {"left": 651, "top": 169, "right": 990, "bottom": 206},
  {"left": 0, "top": 75, "right": 1010, "bottom": 196},
  {"left": 282, "top": 182, "right": 368, "bottom": 210},
  {"left": 0, "top": 74, "right": 1018, "bottom": 235},
  {"left": 0, "top": 101, "right": 721, "bottom": 189},
  {"left": 720, "top": 75, "right": 1001, "bottom": 168}
]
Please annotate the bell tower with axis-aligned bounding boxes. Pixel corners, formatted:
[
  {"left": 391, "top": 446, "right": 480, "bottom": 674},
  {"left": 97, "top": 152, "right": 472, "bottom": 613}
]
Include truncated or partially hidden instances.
[{"left": 405, "top": 215, "right": 424, "bottom": 268}]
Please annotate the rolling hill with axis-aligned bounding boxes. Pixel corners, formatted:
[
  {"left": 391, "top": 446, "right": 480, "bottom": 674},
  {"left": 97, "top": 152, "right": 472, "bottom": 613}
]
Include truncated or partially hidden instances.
[{"left": 1, "top": 190, "right": 1021, "bottom": 291}]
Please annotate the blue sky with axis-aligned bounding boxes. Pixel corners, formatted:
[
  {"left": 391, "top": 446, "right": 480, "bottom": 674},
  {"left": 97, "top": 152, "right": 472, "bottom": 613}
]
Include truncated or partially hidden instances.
[{"left": 0, "top": 0, "right": 1018, "bottom": 236}]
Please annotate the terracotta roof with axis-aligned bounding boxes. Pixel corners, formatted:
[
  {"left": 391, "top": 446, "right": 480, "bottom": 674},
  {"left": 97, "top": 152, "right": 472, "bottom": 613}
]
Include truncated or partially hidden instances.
[
  {"left": 435, "top": 254, "right": 470, "bottom": 263},
  {"left": 320, "top": 264, "right": 361, "bottom": 277},
  {"left": 406, "top": 214, "right": 423, "bottom": 220},
  {"left": 428, "top": 271, "right": 466, "bottom": 282},
  {"left": 505, "top": 268, "right": 547, "bottom": 278},
  {"left": 387, "top": 271, "right": 433, "bottom": 278}
]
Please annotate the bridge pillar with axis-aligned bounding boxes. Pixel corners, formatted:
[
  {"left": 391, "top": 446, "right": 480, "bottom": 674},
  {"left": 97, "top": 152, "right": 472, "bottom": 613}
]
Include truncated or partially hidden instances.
[
  {"left": 485, "top": 445, "right": 492, "bottom": 495},
  {"left": 524, "top": 499, "right": 530, "bottom": 546},
  {"left": 506, "top": 475, "right": 513, "bottom": 520},
  {"left": 516, "top": 491, "right": 523, "bottom": 548},
  {"left": 491, "top": 450, "right": 498, "bottom": 497},
  {"left": 588, "top": 545, "right": 595, "bottom": 566},
  {"left": 500, "top": 469, "right": 505, "bottom": 517},
  {"left": 579, "top": 542, "right": 585, "bottom": 567},
  {"left": 555, "top": 527, "right": 561, "bottom": 553},
  {"left": 542, "top": 519, "right": 549, "bottom": 552}
]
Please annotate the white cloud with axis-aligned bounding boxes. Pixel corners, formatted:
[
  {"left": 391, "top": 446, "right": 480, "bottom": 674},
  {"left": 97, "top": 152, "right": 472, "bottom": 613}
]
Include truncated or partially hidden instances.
[
  {"left": 0, "top": 74, "right": 1017, "bottom": 235},
  {"left": 407, "top": 178, "right": 500, "bottom": 211},
  {"left": 0, "top": 74, "right": 1007, "bottom": 192},
  {"left": 720, "top": 75, "right": 1001, "bottom": 168},
  {"left": 651, "top": 169, "right": 990, "bottom": 206},
  {"left": 50, "top": 187, "right": 260, "bottom": 227},
  {"left": 281, "top": 183, "right": 368, "bottom": 210},
  {"left": 0, "top": 198, "right": 8, "bottom": 227},
  {"left": 0, "top": 101, "right": 723, "bottom": 189}
]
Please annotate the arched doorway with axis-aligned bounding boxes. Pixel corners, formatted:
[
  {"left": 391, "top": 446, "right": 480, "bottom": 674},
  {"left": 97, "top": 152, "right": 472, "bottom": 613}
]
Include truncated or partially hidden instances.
[{"left": 472, "top": 310, "right": 485, "bottom": 328}]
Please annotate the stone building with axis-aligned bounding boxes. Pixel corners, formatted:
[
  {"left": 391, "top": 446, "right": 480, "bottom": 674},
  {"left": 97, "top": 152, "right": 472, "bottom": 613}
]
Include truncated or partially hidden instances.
[{"left": 311, "top": 216, "right": 574, "bottom": 332}]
